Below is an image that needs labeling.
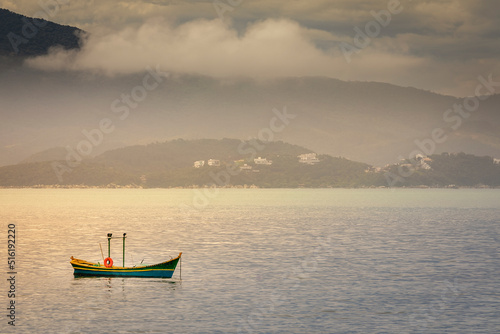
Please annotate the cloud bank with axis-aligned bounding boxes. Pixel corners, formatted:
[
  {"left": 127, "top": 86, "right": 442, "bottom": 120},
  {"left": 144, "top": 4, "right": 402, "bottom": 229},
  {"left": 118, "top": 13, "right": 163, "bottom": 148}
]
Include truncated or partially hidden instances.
[
  {"left": 24, "top": 18, "right": 424, "bottom": 84},
  {"left": 26, "top": 19, "right": 337, "bottom": 77},
  {"left": 3, "top": 0, "right": 499, "bottom": 96}
]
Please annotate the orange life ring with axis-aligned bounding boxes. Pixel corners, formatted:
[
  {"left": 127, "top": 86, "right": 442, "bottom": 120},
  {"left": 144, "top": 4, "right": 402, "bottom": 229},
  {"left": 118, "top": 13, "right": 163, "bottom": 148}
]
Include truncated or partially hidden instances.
[{"left": 104, "top": 257, "right": 113, "bottom": 268}]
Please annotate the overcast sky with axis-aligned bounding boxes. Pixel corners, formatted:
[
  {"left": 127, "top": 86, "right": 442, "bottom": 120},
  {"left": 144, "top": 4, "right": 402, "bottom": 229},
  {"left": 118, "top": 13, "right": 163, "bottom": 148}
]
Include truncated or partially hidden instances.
[{"left": 2, "top": 0, "right": 499, "bottom": 97}]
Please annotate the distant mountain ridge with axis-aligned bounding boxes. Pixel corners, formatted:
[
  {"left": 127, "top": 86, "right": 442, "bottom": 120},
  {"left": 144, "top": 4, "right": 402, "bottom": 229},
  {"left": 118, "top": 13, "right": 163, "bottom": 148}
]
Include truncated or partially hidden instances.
[
  {"left": 1, "top": 70, "right": 499, "bottom": 167},
  {"left": 0, "top": 139, "right": 499, "bottom": 188},
  {"left": 0, "top": 8, "right": 82, "bottom": 56}
]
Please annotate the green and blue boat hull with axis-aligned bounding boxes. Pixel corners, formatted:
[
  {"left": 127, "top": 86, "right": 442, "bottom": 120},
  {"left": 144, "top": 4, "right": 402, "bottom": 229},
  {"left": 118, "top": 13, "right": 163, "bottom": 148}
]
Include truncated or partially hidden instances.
[{"left": 70, "top": 253, "right": 182, "bottom": 278}]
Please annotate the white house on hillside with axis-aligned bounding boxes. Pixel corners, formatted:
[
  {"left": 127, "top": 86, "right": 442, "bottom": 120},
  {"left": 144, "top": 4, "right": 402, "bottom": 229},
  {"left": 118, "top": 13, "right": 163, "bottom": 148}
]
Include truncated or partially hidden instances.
[
  {"left": 193, "top": 160, "right": 205, "bottom": 168},
  {"left": 298, "top": 153, "right": 320, "bottom": 165},
  {"left": 415, "top": 154, "right": 432, "bottom": 170},
  {"left": 240, "top": 164, "right": 253, "bottom": 170},
  {"left": 254, "top": 157, "right": 272, "bottom": 165},
  {"left": 207, "top": 159, "right": 220, "bottom": 167}
]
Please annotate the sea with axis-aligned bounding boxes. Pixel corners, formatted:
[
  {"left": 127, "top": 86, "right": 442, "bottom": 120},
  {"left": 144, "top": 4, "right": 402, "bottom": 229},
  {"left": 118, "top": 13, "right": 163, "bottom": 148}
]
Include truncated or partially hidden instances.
[{"left": 1, "top": 188, "right": 499, "bottom": 334}]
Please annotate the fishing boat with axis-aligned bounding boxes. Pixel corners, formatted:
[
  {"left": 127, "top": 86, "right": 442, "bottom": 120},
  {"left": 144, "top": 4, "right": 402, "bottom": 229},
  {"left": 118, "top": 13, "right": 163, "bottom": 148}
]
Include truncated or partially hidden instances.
[{"left": 70, "top": 233, "right": 182, "bottom": 278}]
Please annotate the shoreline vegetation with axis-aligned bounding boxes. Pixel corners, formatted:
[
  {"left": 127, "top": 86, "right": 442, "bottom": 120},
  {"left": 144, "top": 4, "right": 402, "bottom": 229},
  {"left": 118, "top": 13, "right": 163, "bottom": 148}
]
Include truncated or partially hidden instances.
[
  {"left": 1, "top": 139, "right": 499, "bottom": 189},
  {"left": 1, "top": 185, "right": 499, "bottom": 189}
]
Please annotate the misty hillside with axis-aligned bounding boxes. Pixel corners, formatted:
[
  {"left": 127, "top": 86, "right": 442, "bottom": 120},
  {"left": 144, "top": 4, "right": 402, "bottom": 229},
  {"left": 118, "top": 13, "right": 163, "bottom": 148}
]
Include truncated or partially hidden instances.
[
  {"left": 93, "top": 138, "right": 313, "bottom": 174},
  {"left": 20, "top": 146, "right": 69, "bottom": 164},
  {"left": 0, "top": 8, "right": 83, "bottom": 57},
  {"left": 1, "top": 9, "right": 499, "bottom": 168},
  {"left": 1, "top": 139, "right": 498, "bottom": 188},
  {"left": 0, "top": 138, "right": 368, "bottom": 187},
  {"left": 2, "top": 69, "right": 499, "bottom": 167}
]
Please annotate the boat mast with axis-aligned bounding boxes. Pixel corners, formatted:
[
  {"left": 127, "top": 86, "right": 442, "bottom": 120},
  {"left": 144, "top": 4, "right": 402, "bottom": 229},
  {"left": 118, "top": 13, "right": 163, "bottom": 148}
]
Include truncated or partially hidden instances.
[
  {"left": 122, "top": 233, "right": 126, "bottom": 267},
  {"left": 107, "top": 233, "right": 112, "bottom": 258}
]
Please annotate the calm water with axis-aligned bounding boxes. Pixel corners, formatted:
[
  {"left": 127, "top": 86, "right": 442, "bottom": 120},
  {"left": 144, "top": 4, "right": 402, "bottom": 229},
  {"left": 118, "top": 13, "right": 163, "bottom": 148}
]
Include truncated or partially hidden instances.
[{"left": 1, "top": 189, "right": 499, "bottom": 333}]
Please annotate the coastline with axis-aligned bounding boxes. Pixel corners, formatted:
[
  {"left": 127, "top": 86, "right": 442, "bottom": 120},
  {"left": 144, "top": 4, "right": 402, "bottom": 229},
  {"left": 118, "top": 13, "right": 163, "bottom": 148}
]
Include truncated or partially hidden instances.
[{"left": 1, "top": 184, "right": 499, "bottom": 189}]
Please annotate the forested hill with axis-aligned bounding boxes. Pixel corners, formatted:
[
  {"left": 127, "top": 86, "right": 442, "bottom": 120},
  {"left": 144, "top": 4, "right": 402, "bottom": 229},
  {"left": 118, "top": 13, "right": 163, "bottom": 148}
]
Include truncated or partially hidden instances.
[
  {"left": 0, "top": 139, "right": 499, "bottom": 188},
  {"left": 0, "top": 8, "right": 83, "bottom": 56},
  {"left": 93, "top": 139, "right": 313, "bottom": 174}
]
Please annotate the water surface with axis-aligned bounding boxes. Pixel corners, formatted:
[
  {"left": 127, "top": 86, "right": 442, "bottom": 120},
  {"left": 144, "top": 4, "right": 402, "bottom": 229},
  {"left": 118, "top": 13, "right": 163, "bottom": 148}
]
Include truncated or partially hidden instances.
[{"left": 1, "top": 189, "right": 499, "bottom": 333}]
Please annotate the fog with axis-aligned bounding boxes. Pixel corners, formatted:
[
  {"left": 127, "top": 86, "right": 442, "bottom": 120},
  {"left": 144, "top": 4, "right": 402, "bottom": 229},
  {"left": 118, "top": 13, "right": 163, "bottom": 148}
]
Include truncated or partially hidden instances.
[
  {"left": 1, "top": 0, "right": 499, "bottom": 167},
  {"left": 2, "top": 0, "right": 497, "bottom": 96}
]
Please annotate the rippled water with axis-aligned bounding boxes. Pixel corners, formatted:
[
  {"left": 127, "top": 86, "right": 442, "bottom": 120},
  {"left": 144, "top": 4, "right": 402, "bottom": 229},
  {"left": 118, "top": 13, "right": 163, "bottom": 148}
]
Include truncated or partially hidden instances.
[{"left": 1, "top": 189, "right": 499, "bottom": 333}]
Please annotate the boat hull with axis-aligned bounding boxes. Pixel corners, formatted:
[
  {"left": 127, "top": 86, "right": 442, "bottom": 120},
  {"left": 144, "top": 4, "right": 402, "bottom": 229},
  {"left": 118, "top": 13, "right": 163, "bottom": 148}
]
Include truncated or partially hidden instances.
[{"left": 70, "top": 253, "right": 182, "bottom": 278}]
